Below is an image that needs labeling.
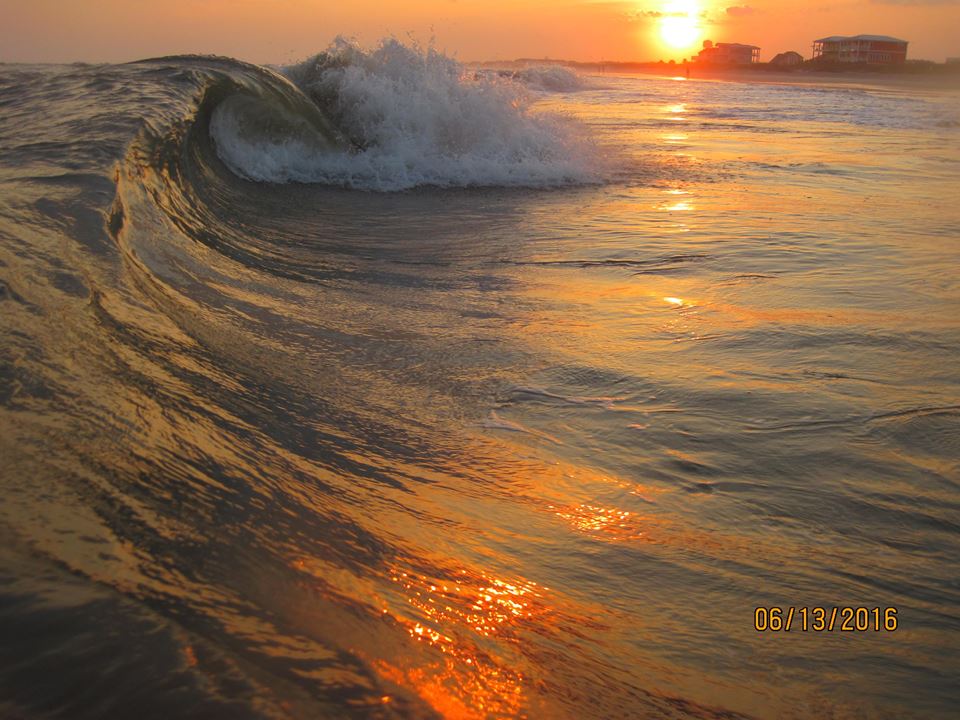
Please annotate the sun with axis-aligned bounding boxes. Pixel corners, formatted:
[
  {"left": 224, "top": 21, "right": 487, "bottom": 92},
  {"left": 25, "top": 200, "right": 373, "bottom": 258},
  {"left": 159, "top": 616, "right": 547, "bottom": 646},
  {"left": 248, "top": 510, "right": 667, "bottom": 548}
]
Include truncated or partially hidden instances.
[
  {"left": 660, "top": 16, "right": 700, "bottom": 50},
  {"left": 658, "top": 0, "right": 704, "bottom": 51}
]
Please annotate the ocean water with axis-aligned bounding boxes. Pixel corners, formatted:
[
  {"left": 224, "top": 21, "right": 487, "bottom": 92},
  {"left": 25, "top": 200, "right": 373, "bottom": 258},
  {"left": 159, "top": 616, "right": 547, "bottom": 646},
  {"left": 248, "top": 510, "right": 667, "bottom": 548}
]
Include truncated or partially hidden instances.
[{"left": 1, "top": 39, "right": 959, "bottom": 719}]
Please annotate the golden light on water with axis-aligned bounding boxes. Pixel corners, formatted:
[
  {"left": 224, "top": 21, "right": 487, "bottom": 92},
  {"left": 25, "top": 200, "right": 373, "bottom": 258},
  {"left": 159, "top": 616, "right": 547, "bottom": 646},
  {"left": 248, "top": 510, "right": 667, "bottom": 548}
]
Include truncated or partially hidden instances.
[
  {"left": 550, "top": 503, "right": 642, "bottom": 541},
  {"left": 663, "top": 102, "right": 688, "bottom": 122},
  {"left": 657, "top": 0, "right": 704, "bottom": 52},
  {"left": 370, "top": 565, "right": 548, "bottom": 717}
]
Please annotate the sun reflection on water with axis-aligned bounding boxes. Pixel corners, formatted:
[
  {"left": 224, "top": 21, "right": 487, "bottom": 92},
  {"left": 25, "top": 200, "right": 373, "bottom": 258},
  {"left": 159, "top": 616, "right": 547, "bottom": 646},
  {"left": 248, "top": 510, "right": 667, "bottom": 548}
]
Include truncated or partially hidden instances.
[
  {"left": 370, "top": 565, "right": 550, "bottom": 718},
  {"left": 550, "top": 503, "right": 644, "bottom": 541},
  {"left": 391, "top": 568, "right": 542, "bottom": 640},
  {"left": 664, "top": 103, "right": 688, "bottom": 120}
]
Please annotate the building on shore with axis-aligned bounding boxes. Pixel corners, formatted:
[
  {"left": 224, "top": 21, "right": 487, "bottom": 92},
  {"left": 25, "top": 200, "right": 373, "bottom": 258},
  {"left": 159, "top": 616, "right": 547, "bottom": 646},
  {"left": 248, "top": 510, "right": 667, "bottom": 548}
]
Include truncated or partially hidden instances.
[
  {"left": 770, "top": 51, "right": 805, "bottom": 66},
  {"left": 696, "top": 40, "right": 760, "bottom": 65},
  {"left": 812, "top": 35, "right": 908, "bottom": 64}
]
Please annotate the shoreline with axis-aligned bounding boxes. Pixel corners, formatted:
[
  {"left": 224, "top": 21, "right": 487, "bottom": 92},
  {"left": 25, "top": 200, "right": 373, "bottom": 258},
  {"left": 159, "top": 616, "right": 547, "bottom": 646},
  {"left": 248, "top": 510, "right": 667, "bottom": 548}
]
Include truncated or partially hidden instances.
[
  {"left": 474, "top": 59, "right": 960, "bottom": 91},
  {"left": 633, "top": 65, "right": 960, "bottom": 91}
]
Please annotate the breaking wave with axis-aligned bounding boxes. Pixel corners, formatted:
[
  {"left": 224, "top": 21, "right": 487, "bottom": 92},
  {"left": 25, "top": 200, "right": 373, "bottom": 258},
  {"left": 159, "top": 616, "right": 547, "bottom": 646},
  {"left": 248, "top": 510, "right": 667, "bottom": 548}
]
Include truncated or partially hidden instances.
[
  {"left": 209, "top": 38, "right": 600, "bottom": 191},
  {"left": 516, "top": 65, "right": 590, "bottom": 93}
]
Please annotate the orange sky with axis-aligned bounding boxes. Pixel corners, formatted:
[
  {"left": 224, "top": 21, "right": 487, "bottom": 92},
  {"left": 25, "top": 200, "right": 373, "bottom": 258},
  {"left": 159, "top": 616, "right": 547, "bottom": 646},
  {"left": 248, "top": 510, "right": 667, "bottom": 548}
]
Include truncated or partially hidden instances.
[{"left": 1, "top": 0, "right": 958, "bottom": 64}]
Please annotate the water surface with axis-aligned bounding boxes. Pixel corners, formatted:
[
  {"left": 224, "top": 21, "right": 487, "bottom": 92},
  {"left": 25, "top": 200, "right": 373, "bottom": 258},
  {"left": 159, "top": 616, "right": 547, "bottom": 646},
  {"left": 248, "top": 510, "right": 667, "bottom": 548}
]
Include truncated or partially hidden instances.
[{"left": 0, "top": 49, "right": 958, "bottom": 719}]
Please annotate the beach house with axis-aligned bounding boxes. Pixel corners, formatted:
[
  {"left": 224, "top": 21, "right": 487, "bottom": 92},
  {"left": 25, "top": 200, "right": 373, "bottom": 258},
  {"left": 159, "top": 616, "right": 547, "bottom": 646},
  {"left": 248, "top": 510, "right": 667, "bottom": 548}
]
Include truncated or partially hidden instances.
[
  {"left": 812, "top": 35, "right": 908, "bottom": 64},
  {"left": 696, "top": 41, "right": 760, "bottom": 65}
]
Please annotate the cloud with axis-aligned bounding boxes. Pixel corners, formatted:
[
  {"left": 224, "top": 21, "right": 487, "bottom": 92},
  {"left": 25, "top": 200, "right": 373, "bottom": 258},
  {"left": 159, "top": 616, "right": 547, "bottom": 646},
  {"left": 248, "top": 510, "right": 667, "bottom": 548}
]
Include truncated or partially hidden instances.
[
  {"left": 629, "top": 7, "right": 706, "bottom": 21},
  {"left": 725, "top": 5, "right": 758, "bottom": 15},
  {"left": 632, "top": 9, "right": 695, "bottom": 18}
]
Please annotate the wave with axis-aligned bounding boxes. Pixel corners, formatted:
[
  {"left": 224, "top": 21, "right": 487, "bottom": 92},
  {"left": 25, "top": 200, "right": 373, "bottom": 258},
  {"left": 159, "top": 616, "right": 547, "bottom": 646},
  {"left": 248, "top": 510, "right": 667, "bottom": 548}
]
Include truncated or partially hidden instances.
[
  {"left": 84, "top": 44, "right": 605, "bottom": 300},
  {"left": 209, "top": 38, "right": 599, "bottom": 190},
  {"left": 515, "top": 65, "right": 591, "bottom": 93},
  {"left": 471, "top": 65, "right": 591, "bottom": 93}
]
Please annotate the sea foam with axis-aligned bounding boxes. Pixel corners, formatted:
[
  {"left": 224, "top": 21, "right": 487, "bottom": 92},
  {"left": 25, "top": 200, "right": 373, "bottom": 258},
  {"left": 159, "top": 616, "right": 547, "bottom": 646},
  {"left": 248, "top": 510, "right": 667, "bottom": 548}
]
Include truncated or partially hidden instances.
[
  {"left": 210, "top": 38, "right": 599, "bottom": 191},
  {"left": 516, "top": 65, "right": 590, "bottom": 93}
]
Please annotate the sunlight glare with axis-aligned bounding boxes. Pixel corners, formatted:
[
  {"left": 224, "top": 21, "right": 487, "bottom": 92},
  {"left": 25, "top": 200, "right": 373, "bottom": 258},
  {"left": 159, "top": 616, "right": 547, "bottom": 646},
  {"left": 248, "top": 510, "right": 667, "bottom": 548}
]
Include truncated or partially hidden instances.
[{"left": 658, "top": 0, "right": 703, "bottom": 51}]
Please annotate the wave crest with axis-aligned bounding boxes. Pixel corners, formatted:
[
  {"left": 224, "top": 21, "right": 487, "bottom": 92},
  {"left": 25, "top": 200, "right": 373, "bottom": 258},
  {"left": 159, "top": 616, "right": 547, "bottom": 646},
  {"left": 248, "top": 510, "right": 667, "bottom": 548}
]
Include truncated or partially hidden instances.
[
  {"left": 210, "top": 38, "right": 600, "bottom": 191},
  {"left": 517, "top": 65, "right": 590, "bottom": 93}
]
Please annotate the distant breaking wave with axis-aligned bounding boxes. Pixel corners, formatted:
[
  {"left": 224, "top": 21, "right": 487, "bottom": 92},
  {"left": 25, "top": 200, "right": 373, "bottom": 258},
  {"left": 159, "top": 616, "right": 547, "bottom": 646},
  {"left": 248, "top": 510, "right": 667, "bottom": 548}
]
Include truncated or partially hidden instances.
[
  {"left": 516, "top": 65, "right": 591, "bottom": 93},
  {"left": 209, "top": 38, "right": 600, "bottom": 191}
]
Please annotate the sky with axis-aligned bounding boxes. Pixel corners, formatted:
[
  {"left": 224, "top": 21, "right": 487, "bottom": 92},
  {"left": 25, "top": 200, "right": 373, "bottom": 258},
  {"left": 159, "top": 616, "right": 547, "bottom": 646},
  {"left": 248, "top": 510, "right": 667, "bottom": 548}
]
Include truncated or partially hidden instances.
[{"left": 1, "top": 0, "right": 958, "bottom": 65}]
